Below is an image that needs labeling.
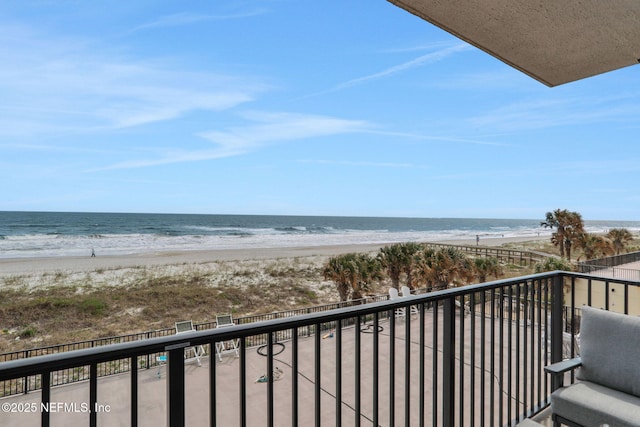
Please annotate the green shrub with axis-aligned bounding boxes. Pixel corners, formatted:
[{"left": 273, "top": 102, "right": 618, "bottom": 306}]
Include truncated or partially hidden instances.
[
  {"left": 20, "top": 327, "right": 37, "bottom": 338},
  {"left": 80, "top": 297, "right": 108, "bottom": 316}
]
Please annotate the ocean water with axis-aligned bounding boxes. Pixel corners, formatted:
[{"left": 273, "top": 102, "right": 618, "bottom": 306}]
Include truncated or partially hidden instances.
[{"left": 0, "top": 211, "right": 638, "bottom": 259}]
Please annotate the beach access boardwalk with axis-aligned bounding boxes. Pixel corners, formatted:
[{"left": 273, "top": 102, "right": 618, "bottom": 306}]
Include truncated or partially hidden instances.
[
  {"left": 0, "top": 305, "right": 553, "bottom": 427},
  {"left": 583, "top": 260, "right": 640, "bottom": 281}
]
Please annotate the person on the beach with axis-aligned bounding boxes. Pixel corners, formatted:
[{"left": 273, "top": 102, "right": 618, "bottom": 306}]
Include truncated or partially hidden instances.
[
  {"left": 91, "top": 248, "right": 96, "bottom": 257},
  {"left": 476, "top": 235, "right": 479, "bottom": 246}
]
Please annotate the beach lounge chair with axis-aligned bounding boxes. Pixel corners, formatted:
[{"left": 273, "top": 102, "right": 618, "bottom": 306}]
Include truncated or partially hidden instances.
[
  {"left": 215, "top": 314, "right": 239, "bottom": 361},
  {"left": 175, "top": 320, "right": 205, "bottom": 366},
  {"left": 401, "top": 286, "right": 420, "bottom": 316},
  {"left": 454, "top": 299, "right": 471, "bottom": 316},
  {"left": 389, "top": 288, "right": 406, "bottom": 318}
]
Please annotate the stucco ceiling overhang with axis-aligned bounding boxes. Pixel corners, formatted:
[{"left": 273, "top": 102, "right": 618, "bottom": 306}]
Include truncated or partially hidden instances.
[{"left": 388, "top": 0, "right": 640, "bottom": 86}]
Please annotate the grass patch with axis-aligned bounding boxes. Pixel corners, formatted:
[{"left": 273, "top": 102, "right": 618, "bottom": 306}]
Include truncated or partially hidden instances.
[
  {"left": 20, "top": 327, "right": 37, "bottom": 338},
  {"left": 0, "top": 260, "right": 332, "bottom": 352},
  {"left": 80, "top": 297, "right": 108, "bottom": 316}
]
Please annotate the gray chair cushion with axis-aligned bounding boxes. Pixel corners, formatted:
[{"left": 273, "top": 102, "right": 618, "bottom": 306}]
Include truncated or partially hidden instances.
[
  {"left": 552, "top": 380, "right": 640, "bottom": 427},
  {"left": 576, "top": 306, "right": 640, "bottom": 397}
]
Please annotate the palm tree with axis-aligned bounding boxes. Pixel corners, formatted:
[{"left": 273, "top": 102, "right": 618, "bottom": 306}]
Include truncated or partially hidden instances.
[
  {"left": 542, "top": 209, "right": 566, "bottom": 257},
  {"left": 378, "top": 244, "right": 402, "bottom": 289},
  {"left": 579, "top": 234, "right": 613, "bottom": 260},
  {"left": 323, "top": 254, "right": 356, "bottom": 301},
  {"left": 563, "top": 211, "right": 585, "bottom": 261},
  {"left": 541, "top": 209, "right": 584, "bottom": 260},
  {"left": 398, "top": 242, "right": 423, "bottom": 289},
  {"left": 441, "top": 247, "right": 474, "bottom": 287},
  {"left": 473, "top": 256, "right": 503, "bottom": 283},
  {"left": 411, "top": 246, "right": 436, "bottom": 289},
  {"left": 413, "top": 247, "right": 472, "bottom": 290},
  {"left": 607, "top": 228, "right": 634, "bottom": 255},
  {"left": 323, "top": 253, "right": 382, "bottom": 301},
  {"left": 351, "top": 253, "right": 383, "bottom": 300}
]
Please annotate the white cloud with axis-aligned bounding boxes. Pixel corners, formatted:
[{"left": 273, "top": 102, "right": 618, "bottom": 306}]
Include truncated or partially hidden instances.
[
  {"left": 0, "top": 25, "right": 264, "bottom": 137},
  {"left": 365, "top": 130, "right": 506, "bottom": 146},
  {"left": 332, "top": 44, "right": 470, "bottom": 91},
  {"left": 300, "top": 43, "right": 471, "bottom": 99},
  {"left": 200, "top": 111, "right": 370, "bottom": 148},
  {"left": 94, "top": 111, "right": 372, "bottom": 170},
  {"left": 299, "top": 159, "right": 422, "bottom": 169},
  {"left": 470, "top": 94, "right": 640, "bottom": 132},
  {"left": 132, "top": 9, "right": 268, "bottom": 32}
]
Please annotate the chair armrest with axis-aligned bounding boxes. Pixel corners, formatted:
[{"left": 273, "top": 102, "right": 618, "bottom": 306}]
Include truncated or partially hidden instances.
[
  {"left": 545, "top": 357, "right": 582, "bottom": 375},
  {"left": 545, "top": 357, "right": 581, "bottom": 390}
]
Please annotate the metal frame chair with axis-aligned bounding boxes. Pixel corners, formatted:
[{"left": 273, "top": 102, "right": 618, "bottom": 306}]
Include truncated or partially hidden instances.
[
  {"left": 401, "top": 286, "right": 420, "bottom": 316},
  {"left": 214, "top": 314, "right": 239, "bottom": 361},
  {"left": 175, "top": 320, "right": 205, "bottom": 366}
]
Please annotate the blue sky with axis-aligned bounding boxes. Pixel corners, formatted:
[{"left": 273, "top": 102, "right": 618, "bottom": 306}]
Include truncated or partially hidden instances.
[{"left": 2, "top": 1, "right": 639, "bottom": 220}]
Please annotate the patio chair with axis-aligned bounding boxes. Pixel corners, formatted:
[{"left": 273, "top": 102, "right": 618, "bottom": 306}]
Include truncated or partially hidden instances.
[
  {"left": 175, "top": 320, "right": 205, "bottom": 366},
  {"left": 546, "top": 307, "right": 640, "bottom": 427},
  {"left": 401, "top": 286, "right": 420, "bottom": 316},
  {"left": 215, "top": 314, "right": 239, "bottom": 361},
  {"left": 389, "top": 288, "right": 406, "bottom": 318}
]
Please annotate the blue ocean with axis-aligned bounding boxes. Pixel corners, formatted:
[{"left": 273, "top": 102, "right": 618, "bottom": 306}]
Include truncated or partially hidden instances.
[{"left": 0, "top": 211, "right": 638, "bottom": 259}]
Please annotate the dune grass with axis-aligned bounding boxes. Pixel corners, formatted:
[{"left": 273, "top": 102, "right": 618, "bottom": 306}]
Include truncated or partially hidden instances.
[
  {"left": 2, "top": 238, "right": 621, "bottom": 353},
  {"left": 0, "top": 257, "right": 337, "bottom": 353}
]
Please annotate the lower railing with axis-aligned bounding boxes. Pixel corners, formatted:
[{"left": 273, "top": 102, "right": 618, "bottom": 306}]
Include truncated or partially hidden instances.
[{"left": 0, "top": 271, "right": 636, "bottom": 426}]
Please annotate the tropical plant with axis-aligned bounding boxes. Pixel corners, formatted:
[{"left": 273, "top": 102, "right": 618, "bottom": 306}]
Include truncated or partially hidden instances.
[
  {"left": 400, "top": 242, "right": 424, "bottom": 289},
  {"left": 541, "top": 209, "right": 584, "bottom": 260},
  {"left": 412, "top": 247, "right": 472, "bottom": 289},
  {"left": 473, "top": 256, "right": 503, "bottom": 283},
  {"left": 579, "top": 234, "right": 613, "bottom": 260},
  {"left": 534, "top": 257, "right": 574, "bottom": 273},
  {"left": 323, "top": 253, "right": 382, "bottom": 301},
  {"left": 378, "top": 243, "right": 408, "bottom": 290},
  {"left": 352, "top": 253, "right": 384, "bottom": 300},
  {"left": 323, "top": 255, "right": 354, "bottom": 301},
  {"left": 607, "top": 228, "right": 634, "bottom": 255}
]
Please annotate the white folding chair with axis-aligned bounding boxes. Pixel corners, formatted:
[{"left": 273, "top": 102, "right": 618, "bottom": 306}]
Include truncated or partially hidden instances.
[
  {"left": 401, "top": 286, "right": 420, "bottom": 316},
  {"left": 175, "top": 320, "right": 205, "bottom": 366},
  {"left": 215, "top": 314, "right": 239, "bottom": 361},
  {"left": 454, "top": 299, "right": 471, "bottom": 316},
  {"left": 389, "top": 288, "right": 406, "bottom": 318}
]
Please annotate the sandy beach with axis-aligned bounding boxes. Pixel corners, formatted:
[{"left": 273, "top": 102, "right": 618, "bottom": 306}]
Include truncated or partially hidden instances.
[{"left": 0, "top": 236, "right": 546, "bottom": 278}]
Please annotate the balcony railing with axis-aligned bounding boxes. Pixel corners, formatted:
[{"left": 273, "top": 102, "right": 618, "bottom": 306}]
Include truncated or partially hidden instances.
[
  {"left": 0, "top": 271, "right": 636, "bottom": 426},
  {"left": 578, "top": 250, "right": 640, "bottom": 271},
  {"left": 0, "top": 295, "right": 390, "bottom": 397}
]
